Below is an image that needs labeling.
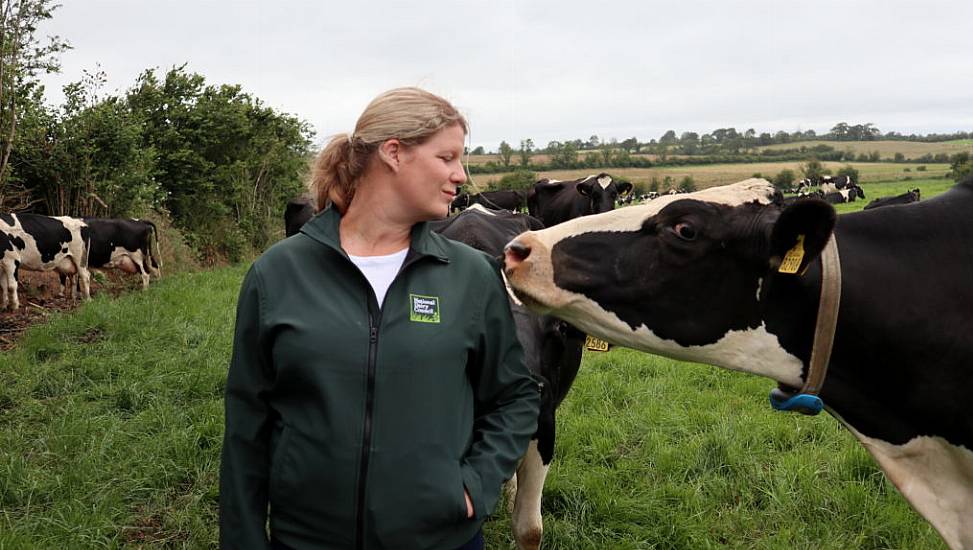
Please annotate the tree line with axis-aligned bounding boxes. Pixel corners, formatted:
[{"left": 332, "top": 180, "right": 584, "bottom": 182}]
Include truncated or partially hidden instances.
[
  {"left": 476, "top": 124, "right": 972, "bottom": 174},
  {"left": 1, "top": 1, "right": 313, "bottom": 263}
]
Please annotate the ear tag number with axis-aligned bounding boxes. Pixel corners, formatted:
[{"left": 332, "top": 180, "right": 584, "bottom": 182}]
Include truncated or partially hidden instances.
[{"left": 779, "top": 234, "right": 805, "bottom": 274}]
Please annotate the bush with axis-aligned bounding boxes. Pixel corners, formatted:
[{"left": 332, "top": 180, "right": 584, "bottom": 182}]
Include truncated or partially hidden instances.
[
  {"left": 903, "top": 167, "right": 911, "bottom": 172},
  {"left": 772, "top": 169, "right": 796, "bottom": 190},
  {"left": 678, "top": 176, "right": 697, "bottom": 193},
  {"left": 836, "top": 164, "right": 860, "bottom": 185},
  {"left": 916, "top": 165, "right": 927, "bottom": 172},
  {"left": 492, "top": 170, "right": 537, "bottom": 191}
]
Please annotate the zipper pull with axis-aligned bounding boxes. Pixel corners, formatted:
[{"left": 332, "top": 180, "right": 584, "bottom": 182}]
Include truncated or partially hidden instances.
[{"left": 369, "top": 326, "right": 378, "bottom": 343}]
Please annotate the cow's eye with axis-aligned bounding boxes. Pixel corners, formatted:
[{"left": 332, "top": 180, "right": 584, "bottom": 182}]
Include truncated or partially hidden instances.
[{"left": 673, "top": 222, "right": 696, "bottom": 241}]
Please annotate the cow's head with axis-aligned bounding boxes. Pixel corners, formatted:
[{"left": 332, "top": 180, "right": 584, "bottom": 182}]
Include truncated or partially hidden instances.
[
  {"left": 503, "top": 179, "right": 837, "bottom": 385},
  {"left": 576, "top": 173, "right": 632, "bottom": 214}
]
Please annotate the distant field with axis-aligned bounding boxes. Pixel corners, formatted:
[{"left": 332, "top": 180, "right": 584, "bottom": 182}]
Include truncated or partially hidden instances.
[
  {"left": 467, "top": 162, "right": 950, "bottom": 192},
  {"left": 756, "top": 140, "right": 973, "bottom": 159}
]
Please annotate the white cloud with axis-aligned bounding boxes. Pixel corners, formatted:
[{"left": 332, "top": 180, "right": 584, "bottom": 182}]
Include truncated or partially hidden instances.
[{"left": 37, "top": 0, "right": 973, "bottom": 150}]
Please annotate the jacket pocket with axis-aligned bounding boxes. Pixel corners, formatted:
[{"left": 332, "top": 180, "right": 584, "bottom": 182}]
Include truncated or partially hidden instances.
[
  {"left": 370, "top": 454, "right": 469, "bottom": 546},
  {"left": 268, "top": 423, "right": 292, "bottom": 501}
]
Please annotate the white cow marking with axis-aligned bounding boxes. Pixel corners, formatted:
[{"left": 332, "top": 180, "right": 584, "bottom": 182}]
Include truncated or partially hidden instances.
[{"left": 841, "top": 425, "right": 973, "bottom": 550}]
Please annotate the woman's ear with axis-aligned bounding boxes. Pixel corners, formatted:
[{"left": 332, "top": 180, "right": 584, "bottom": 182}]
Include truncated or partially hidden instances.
[{"left": 377, "top": 139, "right": 403, "bottom": 173}]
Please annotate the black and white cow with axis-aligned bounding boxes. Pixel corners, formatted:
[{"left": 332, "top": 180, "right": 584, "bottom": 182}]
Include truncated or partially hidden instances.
[
  {"left": 430, "top": 204, "right": 585, "bottom": 550},
  {"left": 503, "top": 178, "right": 973, "bottom": 549},
  {"left": 77, "top": 218, "right": 161, "bottom": 289},
  {"left": 822, "top": 183, "right": 866, "bottom": 204},
  {"left": 527, "top": 173, "right": 632, "bottom": 227},
  {"left": 864, "top": 188, "right": 920, "bottom": 210},
  {"left": 820, "top": 175, "right": 853, "bottom": 194},
  {"left": 285, "top": 195, "right": 317, "bottom": 237},
  {"left": 0, "top": 226, "right": 22, "bottom": 310},
  {"left": 0, "top": 213, "right": 91, "bottom": 310}
]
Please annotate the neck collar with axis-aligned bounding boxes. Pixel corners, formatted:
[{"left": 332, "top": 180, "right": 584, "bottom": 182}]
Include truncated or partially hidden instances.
[{"left": 769, "top": 233, "right": 841, "bottom": 415}]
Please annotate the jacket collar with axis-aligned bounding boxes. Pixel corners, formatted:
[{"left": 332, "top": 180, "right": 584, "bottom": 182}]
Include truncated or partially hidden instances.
[{"left": 300, "top": 206, "right": 450, "bottom": 263}]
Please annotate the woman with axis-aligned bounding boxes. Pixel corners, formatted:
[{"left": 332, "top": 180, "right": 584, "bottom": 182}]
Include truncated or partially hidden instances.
[{"left": 220, "top": 87, "right": 540, "bottom": 550}]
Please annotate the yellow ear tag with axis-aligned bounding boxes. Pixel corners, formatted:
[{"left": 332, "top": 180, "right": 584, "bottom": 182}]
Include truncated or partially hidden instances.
[{"left": 778, "top": 234, "right": 805, "bottom": 274}]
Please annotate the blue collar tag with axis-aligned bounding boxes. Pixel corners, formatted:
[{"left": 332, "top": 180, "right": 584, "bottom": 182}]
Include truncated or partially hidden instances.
[{"left": 769, "top": 389, "right": 824, "bottom": 416}]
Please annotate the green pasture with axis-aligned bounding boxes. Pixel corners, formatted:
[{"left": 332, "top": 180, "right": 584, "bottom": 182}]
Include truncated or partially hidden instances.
[{"left": 0, "top": 179, "right": 956, "bottom": 548}]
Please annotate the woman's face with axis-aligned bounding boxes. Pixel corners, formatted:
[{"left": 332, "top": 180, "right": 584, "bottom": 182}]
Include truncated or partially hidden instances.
[{"left": 394, "top": 123, "right": 467, "bottom": 221}]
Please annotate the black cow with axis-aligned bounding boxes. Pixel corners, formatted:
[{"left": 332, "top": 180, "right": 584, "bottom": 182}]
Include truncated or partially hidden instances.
[
  {"left": 430, "top": 204, "right": 585, "bottom": 550},
  {"left": 503, "top": 177, "right": 973, "bottom": 549},
  {"left": 284, "top": 195, "right": 317, "bottom": 237},
  {"left": 451, "top": 190, "right": 527, "bottom": 213},
  {"left": 864, "top": 188, "right": 920, "bottom": 210},
  {"left": 78, "top": 218, "right": 161, "bottom": 289},
  {"left": 527, "top": 173, "right": 632, "bottom": 227}
]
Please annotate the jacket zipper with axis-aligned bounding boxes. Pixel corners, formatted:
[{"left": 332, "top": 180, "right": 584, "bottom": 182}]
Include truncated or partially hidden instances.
[{"left": 354, "top": 251, "right": 427, "bottom": 550}]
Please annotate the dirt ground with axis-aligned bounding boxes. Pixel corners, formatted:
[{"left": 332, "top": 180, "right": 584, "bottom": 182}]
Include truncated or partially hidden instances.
[{"left": 0, "top": 269, "right": 144, "bottom": 352}]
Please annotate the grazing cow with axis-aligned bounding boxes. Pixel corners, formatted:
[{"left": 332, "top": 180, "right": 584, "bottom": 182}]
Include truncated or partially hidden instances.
[
  {"left": 820, "top": 175, "right": 853, "bottom": 194},
  {"left": 74, "top": 218, "right": 162, "bottom": 289},
  {"left": 285, "top": 195, "right": 317, "bottom": 237},
  {"left": 0, "top": 213, "right": 91, "bottom": 309},
  {"left": 822, "top": 183, "right": 866, "bottom": 204},
  {"left": 430, "top": 204, "right": 585, "bottom": 550},
  {"left": 527, "top": 173, "right": 632, "bottom": 227},
  {"left": 503, "top": 178, "right": 973, "bottom": 549},
  {"left": 864, "top": 188, "right": 920, "bottom": 210}
]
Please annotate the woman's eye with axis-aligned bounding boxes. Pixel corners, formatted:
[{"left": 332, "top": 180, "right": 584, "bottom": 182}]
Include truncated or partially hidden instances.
[{"left": 673, "top": 222, "right": 696, "bottom": 241}]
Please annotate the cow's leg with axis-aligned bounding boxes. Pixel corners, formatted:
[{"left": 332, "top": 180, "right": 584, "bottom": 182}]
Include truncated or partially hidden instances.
[
  {"left": 138, "top": 261, "right": 150, "bottom": 289},
  {"left": 2, "top": 262, "right": 19, "bottom": 310},
  {"left": 511, "top": 439, "right": 549, "bottom": 550},
  {"left": 79, "top": 267, "right": 91, "bottom": 300}
]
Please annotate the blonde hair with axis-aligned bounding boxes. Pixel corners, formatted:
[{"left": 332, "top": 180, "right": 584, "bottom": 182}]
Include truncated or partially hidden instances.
[{"left": 309, "top": 87, "right": 468, "bottom": 213}]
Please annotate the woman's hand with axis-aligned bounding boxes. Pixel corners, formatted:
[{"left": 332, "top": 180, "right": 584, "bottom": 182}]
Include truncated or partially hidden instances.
[{"left": 464, "top": 489, "right": 474, "bottom": 518}]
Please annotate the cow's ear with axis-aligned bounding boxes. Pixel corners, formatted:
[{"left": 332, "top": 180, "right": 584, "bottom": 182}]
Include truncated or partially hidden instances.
[
  {"left": 617, "top": 181, "right": 633, "bottom": 195},
  {"left": 576, "top": 181, "right": 594, "bottom": 196},
  {"left": 768, "top": 200, "right": 836, "bottom": 274}
]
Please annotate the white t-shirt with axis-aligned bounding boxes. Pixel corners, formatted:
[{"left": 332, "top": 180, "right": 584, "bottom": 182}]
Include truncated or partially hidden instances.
[{"left": 347, "top": 248, "right": 409, "bottom": 308}]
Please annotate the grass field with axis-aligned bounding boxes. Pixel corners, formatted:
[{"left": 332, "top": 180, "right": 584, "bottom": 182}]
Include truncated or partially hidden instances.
[
  {"left": 467, "top": 162, "right": 950, "bottom": 192},
  {"left": 0, "top": 179, "right": 957, "bottom": 548}
]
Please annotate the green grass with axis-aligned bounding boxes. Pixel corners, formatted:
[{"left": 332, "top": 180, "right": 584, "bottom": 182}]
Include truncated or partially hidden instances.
[{"left": 1, "top": 179, "right": 959, "bottom": 547}]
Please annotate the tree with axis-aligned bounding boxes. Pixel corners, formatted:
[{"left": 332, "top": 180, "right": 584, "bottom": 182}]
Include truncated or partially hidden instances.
[
  {"left": 620, "top": 136, "right": 639, "bottom": 153},
  {"left": 587, "top": 135, "right": 600, "bottom": 148},
  {"left": 497, "top": 140, "right": 513, "bottom": 167},
  {"left": 659, "top": 130, "right": 677, "bottom": 146},
  {"left": 0, "top": 0, "right": 70, "bottom": 206},
  {"left": 470, "top": 145, "right": 484, "bottom": 155},
  {"left": 518, "top": 138, "right": 533, "bottom": 167},
  {"left": 679, "top": 132, "right": 699, "bottom": 155}
]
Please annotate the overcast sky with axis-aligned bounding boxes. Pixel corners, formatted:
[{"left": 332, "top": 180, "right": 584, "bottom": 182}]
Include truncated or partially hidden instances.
[{"left": 37, "top": 0, "right": 973, "bottom": 150}]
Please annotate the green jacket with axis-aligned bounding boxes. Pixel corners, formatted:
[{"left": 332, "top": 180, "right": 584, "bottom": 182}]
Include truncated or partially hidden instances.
[{"left": 220, "top": 207, "right": 540, "bottom": 550}]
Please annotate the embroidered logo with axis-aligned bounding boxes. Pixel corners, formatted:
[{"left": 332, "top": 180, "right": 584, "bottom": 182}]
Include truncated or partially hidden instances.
[{"left": 410, "top": 294, "right": 440, "bottom": 323}]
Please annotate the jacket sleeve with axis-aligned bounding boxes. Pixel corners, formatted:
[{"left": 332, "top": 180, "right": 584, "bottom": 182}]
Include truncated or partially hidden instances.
[
  {"left": 461, "top": 258, "right": 541, "bottom": 518},
  {"left": 220, "top": 265, "right": 274, "bottom": 549}
]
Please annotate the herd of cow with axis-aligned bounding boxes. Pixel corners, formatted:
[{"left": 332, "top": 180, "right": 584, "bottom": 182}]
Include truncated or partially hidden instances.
[
  {"left": 283, "top": 173, "right": 972, "bottom": 549},
  {"left": 0, "top": 214, "right": 161, "bottom": 311}
]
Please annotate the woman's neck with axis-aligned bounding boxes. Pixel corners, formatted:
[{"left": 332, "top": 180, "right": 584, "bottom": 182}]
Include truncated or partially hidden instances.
[{"left": 339, "top": 181, "right": 413, "bottom": 256}]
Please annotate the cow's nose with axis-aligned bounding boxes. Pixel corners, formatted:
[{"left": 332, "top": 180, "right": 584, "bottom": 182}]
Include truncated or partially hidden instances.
[{"left": 504, "top": 240, "right": 532, "bottom": 271}]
